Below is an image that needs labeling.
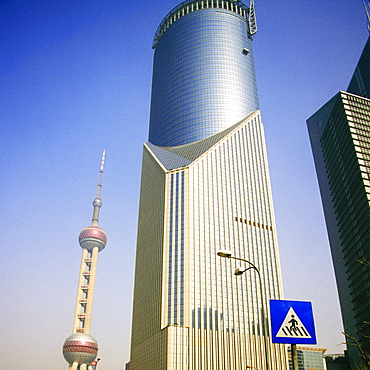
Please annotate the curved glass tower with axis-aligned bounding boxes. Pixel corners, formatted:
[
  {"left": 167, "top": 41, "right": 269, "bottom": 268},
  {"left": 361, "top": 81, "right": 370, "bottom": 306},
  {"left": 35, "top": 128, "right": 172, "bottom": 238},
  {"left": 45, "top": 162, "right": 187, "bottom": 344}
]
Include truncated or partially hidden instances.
[
  {"left": 129, "top": 1, "right": 287, "bottom": 369},
  {"left": 149, "top": 0, "right": 259, "bottom": 146}
]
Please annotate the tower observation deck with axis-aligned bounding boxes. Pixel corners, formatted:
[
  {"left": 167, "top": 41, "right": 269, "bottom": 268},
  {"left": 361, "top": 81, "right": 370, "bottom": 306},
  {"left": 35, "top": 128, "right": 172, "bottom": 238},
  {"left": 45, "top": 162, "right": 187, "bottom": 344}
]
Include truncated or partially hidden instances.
[{"left": 63, "top": 151, "right": 107, "bottom": 370}]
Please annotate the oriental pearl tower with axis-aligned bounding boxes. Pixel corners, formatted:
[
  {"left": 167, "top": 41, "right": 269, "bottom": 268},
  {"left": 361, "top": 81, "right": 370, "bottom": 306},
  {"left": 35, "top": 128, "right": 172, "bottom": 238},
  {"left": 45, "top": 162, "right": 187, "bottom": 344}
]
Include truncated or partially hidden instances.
[{"left": 63, "top": 151, "right": 107, "bottom": 370}]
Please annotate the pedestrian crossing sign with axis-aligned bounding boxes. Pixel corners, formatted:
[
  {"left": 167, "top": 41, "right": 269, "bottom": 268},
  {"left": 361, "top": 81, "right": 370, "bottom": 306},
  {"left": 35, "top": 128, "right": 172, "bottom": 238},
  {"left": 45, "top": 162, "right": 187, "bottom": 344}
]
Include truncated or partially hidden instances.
[{"left": 270, "top": 300, "right": 317, "bottom": 344}]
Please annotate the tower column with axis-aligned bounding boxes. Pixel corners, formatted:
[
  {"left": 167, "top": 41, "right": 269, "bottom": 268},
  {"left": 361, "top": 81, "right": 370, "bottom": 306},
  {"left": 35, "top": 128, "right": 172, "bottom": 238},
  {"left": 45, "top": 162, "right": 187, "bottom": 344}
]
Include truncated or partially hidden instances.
[
  {"left": 73, "top": 248, "right": 89, "bottom": 333},
  {"left": 84, "top": 246, "right": 99, "bottom": 333}
]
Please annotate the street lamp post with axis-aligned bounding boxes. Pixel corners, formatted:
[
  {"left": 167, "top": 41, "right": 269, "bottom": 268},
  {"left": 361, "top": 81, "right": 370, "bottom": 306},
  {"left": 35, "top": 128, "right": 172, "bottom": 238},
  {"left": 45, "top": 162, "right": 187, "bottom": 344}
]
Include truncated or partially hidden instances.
[{"left": 217, "top": 250, "right": 271, "bottom": 370}]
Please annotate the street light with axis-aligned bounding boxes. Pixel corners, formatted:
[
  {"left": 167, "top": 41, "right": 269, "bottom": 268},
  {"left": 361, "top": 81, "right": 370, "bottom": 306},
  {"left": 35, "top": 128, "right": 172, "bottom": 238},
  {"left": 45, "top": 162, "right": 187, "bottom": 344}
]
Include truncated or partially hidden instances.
[
  {"left": 217, "top": 250, "right": 270, "bottom": 370},
  {"left": 217, "top": 250, "right": 232, "bottom": 258}
]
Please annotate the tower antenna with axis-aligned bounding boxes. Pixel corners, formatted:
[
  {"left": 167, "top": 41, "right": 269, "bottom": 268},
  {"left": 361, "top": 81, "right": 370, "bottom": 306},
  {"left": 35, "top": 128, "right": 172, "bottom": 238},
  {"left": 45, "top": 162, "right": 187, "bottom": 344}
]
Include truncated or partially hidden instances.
[{"left": 92, "top": 149, "right": 106, "bottom": 226}]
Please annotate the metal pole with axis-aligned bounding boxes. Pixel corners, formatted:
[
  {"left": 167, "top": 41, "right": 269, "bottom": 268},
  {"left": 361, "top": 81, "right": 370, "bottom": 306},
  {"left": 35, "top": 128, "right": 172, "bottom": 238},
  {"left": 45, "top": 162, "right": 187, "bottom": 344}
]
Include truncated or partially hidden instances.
[
  {"left": 291, "top": 344, "right": 299, "bottom": 370},
  {"left": 229, "top": 256, "right": 271, "bottom": 370}
]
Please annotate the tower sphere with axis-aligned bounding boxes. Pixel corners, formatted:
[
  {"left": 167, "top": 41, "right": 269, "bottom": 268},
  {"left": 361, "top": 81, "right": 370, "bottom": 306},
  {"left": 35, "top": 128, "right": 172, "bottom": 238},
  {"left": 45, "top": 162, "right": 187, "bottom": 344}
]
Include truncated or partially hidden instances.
[
  {"left": 79, "top": 225, "right": 107, "bottom": 252},
  {"left": 93, "top": 197, "right": 102, "bottom": 207},
  {"left": 63, "top": 333, "right": 98, "bottom": 365}
]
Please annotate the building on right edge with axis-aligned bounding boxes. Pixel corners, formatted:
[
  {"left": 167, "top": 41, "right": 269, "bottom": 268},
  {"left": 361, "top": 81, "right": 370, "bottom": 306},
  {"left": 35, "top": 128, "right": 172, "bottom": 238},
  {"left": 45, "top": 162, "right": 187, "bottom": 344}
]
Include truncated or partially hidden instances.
[
  {"left": 307, "top": 4, "right": 370, "bottom": 367},
  {"left": 287, "top": 346, "right": 327, "bottom": 370}
]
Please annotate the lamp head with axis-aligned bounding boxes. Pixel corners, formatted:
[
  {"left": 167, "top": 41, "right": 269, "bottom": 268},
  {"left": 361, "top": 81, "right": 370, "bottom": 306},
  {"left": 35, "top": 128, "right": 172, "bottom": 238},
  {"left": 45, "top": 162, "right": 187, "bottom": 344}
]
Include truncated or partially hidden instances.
[
  {"left": 234, "top": 267, "right": 245, "bottom": 276},
  {"left": 217, "top": 250, "right": 232, "bottom": 258}
]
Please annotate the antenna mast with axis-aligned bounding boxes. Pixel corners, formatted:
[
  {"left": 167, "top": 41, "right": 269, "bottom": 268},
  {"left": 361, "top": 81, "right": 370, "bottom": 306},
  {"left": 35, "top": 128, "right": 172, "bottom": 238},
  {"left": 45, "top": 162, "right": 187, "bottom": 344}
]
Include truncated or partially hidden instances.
[{"left": 92, "top": 150, "right": 105, "bottom": 226}]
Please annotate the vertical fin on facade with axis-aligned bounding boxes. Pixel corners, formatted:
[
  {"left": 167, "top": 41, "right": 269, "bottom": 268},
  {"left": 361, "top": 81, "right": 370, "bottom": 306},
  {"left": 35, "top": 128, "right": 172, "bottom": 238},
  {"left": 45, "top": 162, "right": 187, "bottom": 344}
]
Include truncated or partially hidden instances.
[{"left": 248, "top": 0, "right": 257, "bottom": 36}]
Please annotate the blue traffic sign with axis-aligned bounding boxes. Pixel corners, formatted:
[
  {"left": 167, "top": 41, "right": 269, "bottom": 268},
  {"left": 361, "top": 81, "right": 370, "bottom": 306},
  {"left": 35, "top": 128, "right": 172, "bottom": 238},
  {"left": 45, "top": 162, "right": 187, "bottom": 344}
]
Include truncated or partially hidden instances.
[{"left": 270, "top": 300, "right": 317, "bottom": 344}]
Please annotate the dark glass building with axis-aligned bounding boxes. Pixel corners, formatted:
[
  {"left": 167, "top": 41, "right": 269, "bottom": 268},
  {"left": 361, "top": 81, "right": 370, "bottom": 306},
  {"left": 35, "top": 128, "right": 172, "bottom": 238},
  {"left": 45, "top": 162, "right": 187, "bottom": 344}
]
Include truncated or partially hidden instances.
[
  {"left": 347, "top": 37, "right": 370, "bottom": 99},
  {"left": 307, "top": 23, "right": 370, "bottom": 366}
]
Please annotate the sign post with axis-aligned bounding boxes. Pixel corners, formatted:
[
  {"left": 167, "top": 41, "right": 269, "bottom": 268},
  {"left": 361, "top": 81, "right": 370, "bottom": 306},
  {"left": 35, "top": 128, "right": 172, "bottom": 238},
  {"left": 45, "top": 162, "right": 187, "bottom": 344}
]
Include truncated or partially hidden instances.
[
  {"left": 291, "top": 343, "right": 298, "bottom": 370},
  {"left": 270, "top": 300, "right": 317, "bottom": 370}
]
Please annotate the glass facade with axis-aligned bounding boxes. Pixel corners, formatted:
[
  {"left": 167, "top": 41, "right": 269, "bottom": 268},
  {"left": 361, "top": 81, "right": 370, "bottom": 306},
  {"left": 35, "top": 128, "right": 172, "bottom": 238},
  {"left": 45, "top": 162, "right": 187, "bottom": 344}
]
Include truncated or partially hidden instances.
[
  {"left": 307, "top": 34, "right": 370, "bottom": 367},
  {"left": 167, "top": 171, "right": 185, "bottom": 326},
  {"left": 149, "top": 2, "right": 259, "bottom": 146},
  {"left": 347, "top": 37, "right": 370, "bottom": 99},
  {"left": 307, "top": 92, "right": 370, "bottom": 365}
]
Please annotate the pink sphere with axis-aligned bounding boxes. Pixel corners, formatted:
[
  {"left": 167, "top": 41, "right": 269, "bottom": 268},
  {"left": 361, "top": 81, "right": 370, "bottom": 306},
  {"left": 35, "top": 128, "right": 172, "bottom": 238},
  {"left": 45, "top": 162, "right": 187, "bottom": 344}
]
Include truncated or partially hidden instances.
[
  {"left": 63, "top": 333, "right": 98, "bottom": 365},
  {"left": 79, "top": 225, "right": 107, "bottom": 251}
]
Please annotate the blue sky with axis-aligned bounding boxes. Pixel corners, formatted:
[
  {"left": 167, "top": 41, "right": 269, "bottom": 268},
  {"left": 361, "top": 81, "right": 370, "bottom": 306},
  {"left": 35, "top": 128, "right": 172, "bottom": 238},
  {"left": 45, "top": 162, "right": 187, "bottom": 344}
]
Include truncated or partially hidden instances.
[{"left": 1, "top": 1, "right": 368, "bottom": 369}]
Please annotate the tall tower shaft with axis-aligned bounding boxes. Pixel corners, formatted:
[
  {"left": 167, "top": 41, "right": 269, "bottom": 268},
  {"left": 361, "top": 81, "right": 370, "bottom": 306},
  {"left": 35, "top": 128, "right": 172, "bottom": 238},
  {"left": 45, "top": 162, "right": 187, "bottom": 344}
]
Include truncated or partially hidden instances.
[
  {"left": 63, "top": 151, "right": 107, "bottom": 370},
  {"left": 129, "top": 1, "right": 287, "bottom": 369}
]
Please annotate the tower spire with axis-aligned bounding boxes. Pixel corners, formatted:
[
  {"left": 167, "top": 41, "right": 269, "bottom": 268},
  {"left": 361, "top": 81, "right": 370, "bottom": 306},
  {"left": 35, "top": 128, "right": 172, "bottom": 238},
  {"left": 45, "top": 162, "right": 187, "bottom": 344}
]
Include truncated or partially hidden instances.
[{"left": 92, "top": 149, "right": 105, "bottom": 226}]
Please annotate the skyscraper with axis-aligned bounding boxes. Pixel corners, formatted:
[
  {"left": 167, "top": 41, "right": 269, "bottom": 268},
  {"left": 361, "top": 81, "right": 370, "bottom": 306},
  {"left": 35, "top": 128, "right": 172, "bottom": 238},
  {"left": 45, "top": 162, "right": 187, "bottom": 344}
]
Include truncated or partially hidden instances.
[
  {"left": 307, "top": 7, "right": 370, "bottom": 366},
  {"left": 129, "top": 1, "right": 287, "bottom": 369},
  {"left": 62, "top": 151, "right": 107, "bottom": 370}
]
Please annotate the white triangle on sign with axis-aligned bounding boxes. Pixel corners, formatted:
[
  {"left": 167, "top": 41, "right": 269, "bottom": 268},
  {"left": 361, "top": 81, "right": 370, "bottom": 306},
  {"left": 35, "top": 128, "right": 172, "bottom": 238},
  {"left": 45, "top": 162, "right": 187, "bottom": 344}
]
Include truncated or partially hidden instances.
[{"left": 276, "top": 307, "right": 312, "bottom": 338}]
